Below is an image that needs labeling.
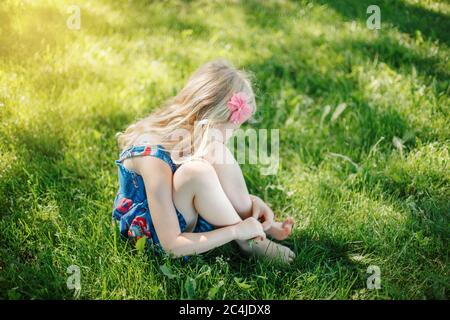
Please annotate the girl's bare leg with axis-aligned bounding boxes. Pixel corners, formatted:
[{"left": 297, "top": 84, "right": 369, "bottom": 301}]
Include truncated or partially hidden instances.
[
  {"left": 204, "top": 142, "right": 295, "bottom": 240},
  {"left": 173, "top": 159, "right": 295, "bottom": 263}
]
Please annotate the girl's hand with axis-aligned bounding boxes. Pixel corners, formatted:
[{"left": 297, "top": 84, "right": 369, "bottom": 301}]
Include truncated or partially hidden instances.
[
  {"left": 234, "top": 217, "right": 266, "bottom": 241},
  {"left": 250, "top": 195, "right": 275, "bottom": 231}
]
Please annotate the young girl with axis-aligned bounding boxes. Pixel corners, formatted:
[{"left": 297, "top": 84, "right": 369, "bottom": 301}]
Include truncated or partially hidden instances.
[{"left": 112, "top": 59, "right": 295, "bottom": 263}]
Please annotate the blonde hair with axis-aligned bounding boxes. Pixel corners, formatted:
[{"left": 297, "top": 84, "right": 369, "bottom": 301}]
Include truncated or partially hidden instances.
[{"left": 116, "top": 59, "right": 256, "bottom": 163}]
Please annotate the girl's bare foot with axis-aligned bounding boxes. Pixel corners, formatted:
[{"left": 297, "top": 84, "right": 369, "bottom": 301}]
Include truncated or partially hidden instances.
[
  {"left": 266, "top": 217, "right": 294, "bottom": 241},
  {"left": 240, "top": 238, "right": 295, "bottom": 264}
]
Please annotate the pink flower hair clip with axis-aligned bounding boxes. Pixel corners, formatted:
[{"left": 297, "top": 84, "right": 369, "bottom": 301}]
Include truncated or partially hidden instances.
[{"left": 227, "top": 92, "right": 252, "bottom": 125}]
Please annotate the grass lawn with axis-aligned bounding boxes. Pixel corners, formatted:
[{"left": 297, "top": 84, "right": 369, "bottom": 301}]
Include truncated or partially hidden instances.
[{"left": 0, "top": 0, "right": 449, "bottom": 299}]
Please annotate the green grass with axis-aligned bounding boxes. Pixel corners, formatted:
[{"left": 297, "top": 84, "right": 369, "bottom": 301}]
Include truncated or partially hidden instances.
[{"left": 0, "top": 0, "right": 449, "bottom": 299}]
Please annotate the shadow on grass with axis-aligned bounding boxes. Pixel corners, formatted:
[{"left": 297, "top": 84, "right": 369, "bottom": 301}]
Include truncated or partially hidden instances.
[
  {"left": 240, "top": 0, "right": 295, "bottom": 31},
  {"left": 1, "top": 0, "right": 447, "bottom": 299},
  {"left": 0, "top": 108, "right": 129, "bottom": 298},
  {"left": 342, "top": 36, "right": 449, "bottom": 84},
  {"left": 366, "top": 161, "right": 450, "bottom": 244},
  {"left": 99, "top": 0, "right": 212, "bottom": 38},
  {"left": 245, "top": 55, "right": 417, "bottom": 163},
  {"left": 310, "top": 0, "right": 450, "bottom": 45},
  {"left": 209, "top": 234, "right": 368, "bottom": 296}
]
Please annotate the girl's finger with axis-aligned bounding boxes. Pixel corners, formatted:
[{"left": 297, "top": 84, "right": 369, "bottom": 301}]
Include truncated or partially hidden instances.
[
  {"left": 262, "top": 220, "right": 272, "bottom": 231},
  {"left": 252, "top": 205, "right": 260, "bottom": 219}
]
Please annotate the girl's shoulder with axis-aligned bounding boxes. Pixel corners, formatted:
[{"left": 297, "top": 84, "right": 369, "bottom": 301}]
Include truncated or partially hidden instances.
[
  {"left": 119, "top": 142, "right": 178, "bottom": 175},
  {"left": 125, "top": 152, "right": 173, "bottom": 178}
]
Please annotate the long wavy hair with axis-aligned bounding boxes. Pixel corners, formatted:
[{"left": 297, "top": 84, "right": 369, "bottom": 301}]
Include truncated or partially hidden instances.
[{"left": 116, "top": 59, "right": 256, "bottom": 164}]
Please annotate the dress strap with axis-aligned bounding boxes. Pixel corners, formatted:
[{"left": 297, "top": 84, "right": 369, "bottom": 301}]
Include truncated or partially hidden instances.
[
  {"left": 116, "top": 144, "right": 178, "bottom": 172},
  {"left": 118, "top": 144, "right": 157, "bottom": 162}
]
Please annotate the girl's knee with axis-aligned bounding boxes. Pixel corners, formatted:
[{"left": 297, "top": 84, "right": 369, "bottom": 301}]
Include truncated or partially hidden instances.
[{"left": 173, "top": 159, "right": 217, "bottom": 188}]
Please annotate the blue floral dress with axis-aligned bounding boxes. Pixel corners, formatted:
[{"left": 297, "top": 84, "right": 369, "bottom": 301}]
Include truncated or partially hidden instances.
[{"left": 112, "top": 144, "right": 214, "bottom": 251}]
